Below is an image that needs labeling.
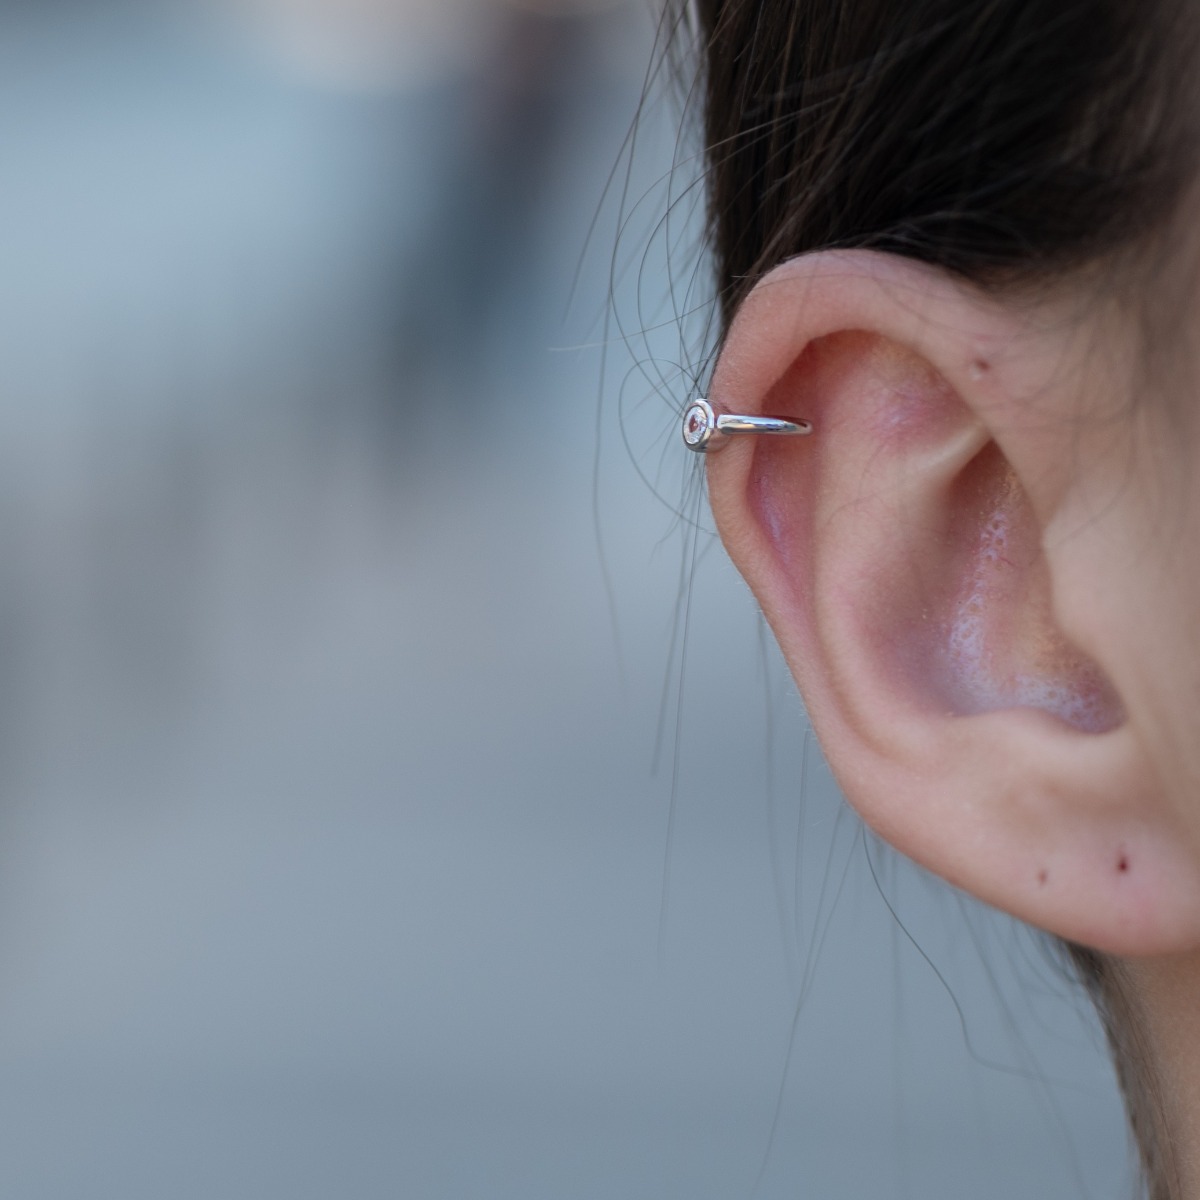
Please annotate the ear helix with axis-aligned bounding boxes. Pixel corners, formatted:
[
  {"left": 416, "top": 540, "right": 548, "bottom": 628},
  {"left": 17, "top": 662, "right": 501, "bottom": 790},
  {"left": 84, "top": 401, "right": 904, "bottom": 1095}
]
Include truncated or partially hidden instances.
[{"left": 681, "top": 398, "right": 813, "bottom": 452}]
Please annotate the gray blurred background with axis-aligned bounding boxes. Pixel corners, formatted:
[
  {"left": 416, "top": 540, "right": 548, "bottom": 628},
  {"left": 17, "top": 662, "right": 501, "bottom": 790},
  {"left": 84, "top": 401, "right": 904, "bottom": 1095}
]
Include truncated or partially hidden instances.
[{"left": 0, "top": 2, "right": 1136, "bottom": 1197}]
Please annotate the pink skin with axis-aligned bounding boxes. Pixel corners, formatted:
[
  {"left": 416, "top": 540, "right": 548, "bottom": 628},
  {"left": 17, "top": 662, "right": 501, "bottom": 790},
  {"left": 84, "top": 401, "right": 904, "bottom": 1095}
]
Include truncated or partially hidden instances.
[{"left": 705, "top": 249, "right": 1200, "bottom": 1198}]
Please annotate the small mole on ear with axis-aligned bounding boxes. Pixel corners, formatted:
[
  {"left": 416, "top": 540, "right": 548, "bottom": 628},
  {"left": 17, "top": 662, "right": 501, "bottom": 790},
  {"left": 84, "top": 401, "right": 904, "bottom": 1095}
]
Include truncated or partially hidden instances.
[
  {"left": 1037, "top": 868, "right": 1049, "bottom": 886},
  {"left": 1117, "top": 852, "right": 1130, "bottom": 874},
  {"left": 969, "top": 358, "right": 990, "bottom": 381}
]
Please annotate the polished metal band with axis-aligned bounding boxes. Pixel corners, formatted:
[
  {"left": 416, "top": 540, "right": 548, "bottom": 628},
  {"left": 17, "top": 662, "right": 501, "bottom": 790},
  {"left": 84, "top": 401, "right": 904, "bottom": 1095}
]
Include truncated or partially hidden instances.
[{"left": 682, "top": 398, "right": 813, "bottom": 452}]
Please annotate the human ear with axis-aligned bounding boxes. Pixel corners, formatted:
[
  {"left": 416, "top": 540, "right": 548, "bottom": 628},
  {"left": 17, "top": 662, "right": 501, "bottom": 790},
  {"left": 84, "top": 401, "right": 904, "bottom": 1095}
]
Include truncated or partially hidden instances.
[{"left": 705, "top": 251, "right": 1200, "bottom": 957}]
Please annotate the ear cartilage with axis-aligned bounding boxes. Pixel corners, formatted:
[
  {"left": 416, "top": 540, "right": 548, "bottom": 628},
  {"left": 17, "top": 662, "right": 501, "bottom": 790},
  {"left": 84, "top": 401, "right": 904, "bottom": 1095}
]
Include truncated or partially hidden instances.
[{"left": 681, "top": 398, "right": 813, "bottom": 453}]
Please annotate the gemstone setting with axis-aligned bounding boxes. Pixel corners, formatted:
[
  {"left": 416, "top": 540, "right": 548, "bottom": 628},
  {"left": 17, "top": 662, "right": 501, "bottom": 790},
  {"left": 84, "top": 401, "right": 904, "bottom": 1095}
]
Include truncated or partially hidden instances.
[{"left": 682, "top": 399, "right": 717, "bottom": 450}]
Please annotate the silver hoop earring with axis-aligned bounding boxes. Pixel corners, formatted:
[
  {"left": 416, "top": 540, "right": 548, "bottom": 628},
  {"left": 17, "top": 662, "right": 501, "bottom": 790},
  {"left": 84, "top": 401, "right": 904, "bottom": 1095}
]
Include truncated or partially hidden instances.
[{"left": 682, "top": 398, "right": 813, "bottom": 453}]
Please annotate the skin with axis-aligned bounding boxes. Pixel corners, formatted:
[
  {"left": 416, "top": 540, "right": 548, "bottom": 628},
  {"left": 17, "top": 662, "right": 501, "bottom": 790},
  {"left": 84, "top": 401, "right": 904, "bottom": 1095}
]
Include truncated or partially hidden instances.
[{"left": 704, "top": 250, "right": 1200, "bottom": 1195}]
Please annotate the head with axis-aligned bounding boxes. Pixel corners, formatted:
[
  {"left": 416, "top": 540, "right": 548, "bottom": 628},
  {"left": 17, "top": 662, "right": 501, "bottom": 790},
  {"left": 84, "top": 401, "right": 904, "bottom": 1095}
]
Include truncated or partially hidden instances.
[{"left": 682, "top": 0, "right": 1200, "bottom": 1195}]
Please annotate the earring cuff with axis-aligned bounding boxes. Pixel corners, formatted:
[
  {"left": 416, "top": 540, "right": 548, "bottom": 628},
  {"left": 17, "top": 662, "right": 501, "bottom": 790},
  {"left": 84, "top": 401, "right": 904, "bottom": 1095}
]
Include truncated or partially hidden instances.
[{"left": 682, "top": 398, "right": 813, "bottom": 453}]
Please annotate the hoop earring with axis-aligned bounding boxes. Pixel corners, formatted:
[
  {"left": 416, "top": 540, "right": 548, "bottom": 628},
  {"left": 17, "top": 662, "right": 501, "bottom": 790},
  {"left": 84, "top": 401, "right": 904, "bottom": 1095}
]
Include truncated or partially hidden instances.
[{"left": 682, "top": 398, "right": 813, "bottom": 453}]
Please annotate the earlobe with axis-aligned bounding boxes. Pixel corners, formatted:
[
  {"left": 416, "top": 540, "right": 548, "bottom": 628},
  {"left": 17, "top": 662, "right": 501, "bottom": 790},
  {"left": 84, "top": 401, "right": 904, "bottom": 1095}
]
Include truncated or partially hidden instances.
[{"left": 706, "top": 251, "right": 1200, "bottom": 957}]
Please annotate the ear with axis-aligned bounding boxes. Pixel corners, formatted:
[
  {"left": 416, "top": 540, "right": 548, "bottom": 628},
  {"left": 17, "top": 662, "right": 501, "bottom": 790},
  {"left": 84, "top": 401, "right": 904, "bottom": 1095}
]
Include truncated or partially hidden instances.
[{"left": 707, "top": 250, "right": 1200, "bottom": 957}]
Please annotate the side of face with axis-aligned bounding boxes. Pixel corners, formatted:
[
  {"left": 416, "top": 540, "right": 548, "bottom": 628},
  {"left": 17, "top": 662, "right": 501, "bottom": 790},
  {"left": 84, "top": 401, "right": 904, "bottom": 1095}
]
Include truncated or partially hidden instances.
[{"left": 705, "top": 250, "right": 1200, "bottom": 957}]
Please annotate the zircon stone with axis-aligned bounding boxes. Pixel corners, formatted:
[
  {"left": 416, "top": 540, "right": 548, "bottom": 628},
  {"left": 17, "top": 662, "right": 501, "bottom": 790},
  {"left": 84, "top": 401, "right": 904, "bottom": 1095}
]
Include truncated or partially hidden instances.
[{"left": 683, "top": 401, "right": 711, "bottom": 447}]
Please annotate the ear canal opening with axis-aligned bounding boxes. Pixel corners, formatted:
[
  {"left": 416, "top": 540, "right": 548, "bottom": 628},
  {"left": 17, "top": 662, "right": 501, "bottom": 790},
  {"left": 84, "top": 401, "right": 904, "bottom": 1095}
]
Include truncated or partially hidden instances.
[{"left": 931, "top": 443, "right": 1124, "bottom": 734}]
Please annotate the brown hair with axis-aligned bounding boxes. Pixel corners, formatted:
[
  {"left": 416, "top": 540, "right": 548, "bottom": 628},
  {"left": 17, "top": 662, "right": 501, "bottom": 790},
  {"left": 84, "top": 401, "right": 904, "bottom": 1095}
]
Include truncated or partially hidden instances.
[
  {"left": 691, "top": 0, "right": 1199, "bottom": 327},
  {"left": 1070, "top": 946, "right": 1178, "bottom": 1200},
  {"left": 681, "top": 0, "right": 1200, "bottom": 1195}
]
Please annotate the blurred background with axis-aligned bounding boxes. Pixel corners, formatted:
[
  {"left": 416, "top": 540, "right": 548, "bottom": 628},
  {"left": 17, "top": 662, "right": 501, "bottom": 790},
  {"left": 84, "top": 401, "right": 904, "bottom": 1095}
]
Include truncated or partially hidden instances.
[{"left": 0, "top": 1, "right": 1136, "bottom": 1197}]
